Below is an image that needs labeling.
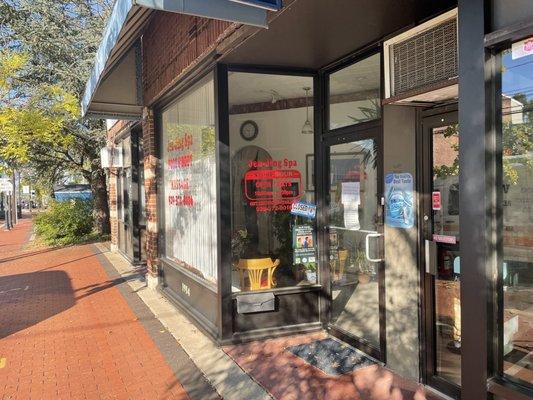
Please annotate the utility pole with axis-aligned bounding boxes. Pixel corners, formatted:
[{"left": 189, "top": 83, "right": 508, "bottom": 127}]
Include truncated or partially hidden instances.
[{"left": 11, "top": 168, "right": 17, "bottom": 225}]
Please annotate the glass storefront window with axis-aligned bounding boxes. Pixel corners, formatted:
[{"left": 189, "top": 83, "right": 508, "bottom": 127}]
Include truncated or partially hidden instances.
[
  {"left": 499, "top": 39, "right": 533, "bottom": 387},
  {"left": 328, "top": 53, "right": 381, "bottom": 130},
  {"left": 160, "top": 74, "right": 218, "bottom": 287},
  {"left": 228, "top": 71, "right": 317, "bottom": 292}
]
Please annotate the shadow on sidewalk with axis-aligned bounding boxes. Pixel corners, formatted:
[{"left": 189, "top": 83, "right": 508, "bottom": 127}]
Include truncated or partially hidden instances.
[
  {"left": 0, "top": 247, "right": 66, "bottom": 264},
  {"left": 0, "top": 270, "right": 75, "bottom": 339},
  {"left": 74, "top": 271, "right": 146, "bottom": 301}
]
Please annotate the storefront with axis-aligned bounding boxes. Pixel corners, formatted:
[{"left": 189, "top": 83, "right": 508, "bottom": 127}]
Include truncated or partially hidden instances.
[
  {"left": 106, "top": 122, "right": 147, "bottom": 264},
  {"left": 84, "top": 1, "right": 532, "bottom": 398}
]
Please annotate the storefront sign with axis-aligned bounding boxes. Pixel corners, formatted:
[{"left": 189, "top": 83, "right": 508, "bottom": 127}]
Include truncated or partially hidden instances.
[
  {"left": 293, "top": 225, "right": 317, "bottom": 269},
  {"left": 385, "top": 172, "right": 414, "bottom": 229},
  {"left": 432, "top": 191, "right": 441, "bottom": 210},
  {"left": 433, "top": 234, "right": 457, "bottom": 244},
  {"left": 166, "top": 132, "right": 194, "bottom": 208},
  {"left": 512, "top": 37, "right": 533, "bottom": 60},
  {"left": 290, "top": 201, "right": 316, "bottom": 219},
  {"left": 244, "top": 158, "right": 301, "bottom": 213}
]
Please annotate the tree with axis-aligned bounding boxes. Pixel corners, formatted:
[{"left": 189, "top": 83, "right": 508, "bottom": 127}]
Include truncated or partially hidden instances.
[{"left": 0, "top": 0, "right": 112, "bottom": 234}]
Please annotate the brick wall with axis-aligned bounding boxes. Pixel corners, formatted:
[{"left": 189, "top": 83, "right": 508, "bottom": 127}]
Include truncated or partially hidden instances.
[
  {"left": 142, "top": 107, "right": 159, "bottom": 276},
  {"left": 142, "top": 11, "right": 233, "bottom": 105}
]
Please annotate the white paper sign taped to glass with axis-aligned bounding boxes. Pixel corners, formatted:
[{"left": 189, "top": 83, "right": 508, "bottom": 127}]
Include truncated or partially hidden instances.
[
  {"left": 341, "top": 182, "right": 360, "bottom": 230},
  {"left": 385, "top": 172, "right": 414, "bottom": 229},
  {"left": 290, "top": 201, "right": 316, "bottom": 219}
]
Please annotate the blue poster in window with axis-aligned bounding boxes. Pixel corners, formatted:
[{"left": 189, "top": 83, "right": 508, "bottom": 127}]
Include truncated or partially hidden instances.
[{"left": 385, "top": 173, "right": 414, "bottom": 229}]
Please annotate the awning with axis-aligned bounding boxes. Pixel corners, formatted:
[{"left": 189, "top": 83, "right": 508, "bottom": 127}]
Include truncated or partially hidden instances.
[{"left": 82, "top": 0, "right": 272, "bottom": 119}]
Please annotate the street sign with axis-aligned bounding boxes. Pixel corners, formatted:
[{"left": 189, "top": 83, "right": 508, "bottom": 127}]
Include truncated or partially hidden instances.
[
  {"left": 22, "top": 185, "right": 30, "bottom": 194},
  {"left": 0, "top": 178, "right": 13, "bottom": 193}
]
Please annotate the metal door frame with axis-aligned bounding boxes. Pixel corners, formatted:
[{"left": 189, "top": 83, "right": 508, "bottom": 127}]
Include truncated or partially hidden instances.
[
  {"left": 320, "top": 122, "right": 386, "bottom": 362},
  {"left": 419, "top": 107, "right": 461, "bottom": 399}
]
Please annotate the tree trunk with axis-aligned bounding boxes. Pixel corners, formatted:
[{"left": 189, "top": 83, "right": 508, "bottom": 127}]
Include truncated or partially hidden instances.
[{"left": 90, "top": 168, "right": 110, "bottom": 235}]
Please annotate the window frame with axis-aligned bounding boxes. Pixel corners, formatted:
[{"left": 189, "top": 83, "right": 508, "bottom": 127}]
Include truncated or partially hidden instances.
[
  {"left": 486, "top": 27, "right": 533, "bottom": 400},
  {"left": 222, "top": 64, "right": 321, "bottom": 295},
  {"left": 324, "top": 46, "right": 383, "bottom": 136},
  {"left": 156, "top": 71, "right": 220, "bottom": 291}
]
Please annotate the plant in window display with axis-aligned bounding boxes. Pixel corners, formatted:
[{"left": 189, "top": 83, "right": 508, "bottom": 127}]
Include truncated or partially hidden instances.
[
  {"left": 347, "top": 98, "right": 381, "bottom": 125},
  {"left": 354, "top": 249, "right": 374, "bottom": 284},
  {"left": 231, "top": 229, "right": 251, "bottom": 264}
]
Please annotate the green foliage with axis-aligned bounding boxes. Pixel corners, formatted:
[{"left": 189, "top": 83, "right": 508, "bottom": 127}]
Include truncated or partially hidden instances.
[
  {"left": 0, "top": 0, "right": 113, "bottom": 234},
  {"left": 272, "top": 211, "right": 293, "bottom": 266},
  {"left": 34, "top": 199, "right": 94, "bottom": 246},
  {"left": 434, "top": 124, "right": 460, "bottom": 179},
  {"left": 231, "top": 229, "right": 250, "bottom": 262}
]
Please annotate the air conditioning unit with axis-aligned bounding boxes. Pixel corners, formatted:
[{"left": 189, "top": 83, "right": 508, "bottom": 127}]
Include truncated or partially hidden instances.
[{"left": 384, "top": 8, "right": 458, "bottom": 106}]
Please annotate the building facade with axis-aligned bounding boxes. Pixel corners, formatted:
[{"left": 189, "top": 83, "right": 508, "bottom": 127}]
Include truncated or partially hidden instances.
[{"left": 85, "top": 1, "right": 533, "bottom": 399}]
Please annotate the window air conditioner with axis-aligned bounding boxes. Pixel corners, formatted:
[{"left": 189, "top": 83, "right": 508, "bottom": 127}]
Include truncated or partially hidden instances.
[{"left": 384, "top": 8, "right": 458, "bottom": 106}]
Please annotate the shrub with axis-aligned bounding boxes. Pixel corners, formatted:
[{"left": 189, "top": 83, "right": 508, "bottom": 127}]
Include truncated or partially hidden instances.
[{"left": 34, "top": 199, "right": 94, "bottom": 245}]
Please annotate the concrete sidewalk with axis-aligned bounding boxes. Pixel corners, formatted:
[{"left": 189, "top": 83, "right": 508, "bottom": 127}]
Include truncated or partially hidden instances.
[
  {"left": 0, "top": 219, "right": 446, "bottom": 400},
  {"left": 93, "top": 242, "right": 272, "bottom": 400},
  {"left": 95, "top": 244, "right": 448, "bottom": 400}
]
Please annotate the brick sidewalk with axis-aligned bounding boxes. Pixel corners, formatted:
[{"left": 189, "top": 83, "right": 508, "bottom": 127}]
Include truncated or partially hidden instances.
[{"left": 0, "top": 219, "right": 199, "bottom": 400}]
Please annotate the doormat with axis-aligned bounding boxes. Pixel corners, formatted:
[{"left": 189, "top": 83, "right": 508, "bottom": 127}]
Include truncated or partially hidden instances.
[{"left": 286, "top": 338, "right": 375, "bottom": 376}]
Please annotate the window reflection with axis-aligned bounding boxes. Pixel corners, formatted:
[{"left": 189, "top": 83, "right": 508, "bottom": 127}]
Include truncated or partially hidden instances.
[
  {"left": 500, "top": 42, "right": 533, "bottom": 387},
  {"left": 328, "top": 54, "right": 381, "bottom": 130}
]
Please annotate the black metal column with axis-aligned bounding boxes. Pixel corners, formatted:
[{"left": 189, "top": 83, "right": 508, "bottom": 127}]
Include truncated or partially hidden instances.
[
  {"left": 458, "top": 0, "right": 492, "bottom": 398},
  {"left": 215, "top": 63, "right": 233, "bottom": 341}
]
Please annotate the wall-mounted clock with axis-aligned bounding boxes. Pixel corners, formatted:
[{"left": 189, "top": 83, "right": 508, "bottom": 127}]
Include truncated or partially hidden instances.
[{"left": 240, "top": 120, "right": 259, "bottom": 141}]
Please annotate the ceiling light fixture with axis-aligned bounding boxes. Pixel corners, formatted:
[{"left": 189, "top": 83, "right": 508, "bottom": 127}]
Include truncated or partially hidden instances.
[{"left": 301, "top": 87, "right": 313, "bottom": 135}]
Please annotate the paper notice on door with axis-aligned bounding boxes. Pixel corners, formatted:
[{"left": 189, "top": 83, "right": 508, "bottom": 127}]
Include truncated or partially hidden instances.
[
  {"left": 341, "top": 182, "right": 360, "bottom": 230},
  {"left": 343, "top": 203, "right": 360, "bottom": 230},
  {"left": 341, "top": 182, "right": 360, "bottom": 205}
]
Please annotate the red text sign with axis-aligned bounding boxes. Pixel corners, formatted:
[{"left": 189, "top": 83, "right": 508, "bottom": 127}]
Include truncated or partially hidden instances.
[
  {"left": 244, "top": 167, "right": 301, "bottom": 212},
  {"left": 432, "top": 191, "right": 441, "bottom": 210}
]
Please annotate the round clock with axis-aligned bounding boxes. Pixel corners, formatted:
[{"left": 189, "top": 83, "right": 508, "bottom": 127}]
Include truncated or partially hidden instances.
[{"left": 240, "top": 120, "right": 259, "bottom": 141}]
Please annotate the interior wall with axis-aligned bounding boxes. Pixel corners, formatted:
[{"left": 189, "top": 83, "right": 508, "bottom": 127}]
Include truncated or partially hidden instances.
[
  {"left": 229, "top": 107, "right": 315, "bottom": 189},
  {"left": 383, "top": 105, "right": 420, "bottom": 380}
]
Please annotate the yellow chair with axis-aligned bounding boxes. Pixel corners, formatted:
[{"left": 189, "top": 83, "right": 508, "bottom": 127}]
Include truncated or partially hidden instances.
[
  {"left": 237, "top": 258, "right": 280, "bottom": 291},
  {"left": 338, "top": 249, "right": 349, "bottom": 278},
  {"left": 330, "top": 250, "right": 349, "bottom": 280}
]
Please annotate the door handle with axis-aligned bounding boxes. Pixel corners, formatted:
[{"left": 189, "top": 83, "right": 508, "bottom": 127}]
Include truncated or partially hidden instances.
[
  {"left": 365, "top": 233, "right": 383, "bottom": 263},
  {"left": 425, "top": 239, "right": 437, "bottom": 276}
]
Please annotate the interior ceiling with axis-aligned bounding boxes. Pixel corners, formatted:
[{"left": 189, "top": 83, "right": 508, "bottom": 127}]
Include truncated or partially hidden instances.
[
  {"left": 221, "top": 0, "right": 456, "bottom": 70},
  {"left": 228, "top": 53, "right": 380, "bottom": 105},
  {"left": 228, "top": 72, "right": 313, "bottom": 105}
]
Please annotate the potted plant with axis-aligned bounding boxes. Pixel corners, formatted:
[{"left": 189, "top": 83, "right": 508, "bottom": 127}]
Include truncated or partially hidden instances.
[
  {"left": 304, "top": 262, "right": 317, "bottom": 283},
  {"left": 354, "top": 250, "right": 372, "bottom": 284},
  {"left": 231, "top": 229, "right": 250, "bottom": 264}
]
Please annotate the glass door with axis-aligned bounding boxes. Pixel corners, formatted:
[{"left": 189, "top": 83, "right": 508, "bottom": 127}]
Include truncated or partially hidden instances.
[
  {"left": 325, "top": 131, "right": 385, "bottom": 360},
  {"left": 422, "top": 111, "right": 461, "bottom": 398}
]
